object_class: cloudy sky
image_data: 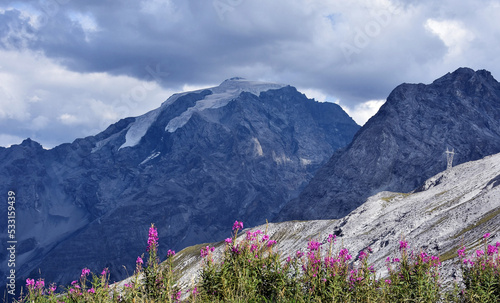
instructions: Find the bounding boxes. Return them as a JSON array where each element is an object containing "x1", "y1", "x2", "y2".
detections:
[{"x1": 0, "y1": 0, "x2": 499, "y2": 148}]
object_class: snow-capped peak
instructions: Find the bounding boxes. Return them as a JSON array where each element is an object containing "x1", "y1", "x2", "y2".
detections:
[
  {"x1": 165, "y1": 78, "x2": 286, "y2": 133},
  {"x1": 118, "y1": 78, "x2": 286, "y2": 149}
]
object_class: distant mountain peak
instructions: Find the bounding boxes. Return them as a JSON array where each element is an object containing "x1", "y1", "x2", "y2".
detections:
[
  {"x1": 433, "y1": 67, "x2": 497, "y2": 86},
  {"x1": 118, "y1": 78, "x2": 288, "y2": 149},
  {"x1": 278, "y1": 68, "x2": 500, "y2": 221}
]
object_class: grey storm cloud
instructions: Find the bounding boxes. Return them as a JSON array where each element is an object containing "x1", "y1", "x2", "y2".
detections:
[{"x1": 0, "y1": 0, "x2": 500, "y2": 147}]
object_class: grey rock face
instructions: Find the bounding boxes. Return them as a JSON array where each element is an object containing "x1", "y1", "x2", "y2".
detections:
[
  {"x1": 278, "y1": 67, "x2": 500, "y2": 221},
  {"x1": 173, "y1": 151, "x2": 500, "y2": 293},
  {"x1": 0, "y1": 78, "x2": 359, "y2": 288}
]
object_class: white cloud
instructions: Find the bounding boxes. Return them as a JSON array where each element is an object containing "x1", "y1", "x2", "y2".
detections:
[
  {"x1": 1, "y1": 0, "x2": 500, "y2": 146},
  {"x1": 0, "y1": 133, "x2": 24, "y2": 147},
  {"x1": 425, "y1": 19, "x2": 475, "y2": 58},
  {"x1": 298, "y1": 88, "x2": 328, "y2": 102},
  {"x1": 31, "y1": 115, "x2": 50, "y2": 129},
  {"x1": 340, "y1": 99, "x2": 385, "y2": 125},
  {"x1": 0, "y1": 49, "x2": 176, "y2": 147},
  {"x1": 58, "y1": 113, "x2": 79, "y2": 125}
]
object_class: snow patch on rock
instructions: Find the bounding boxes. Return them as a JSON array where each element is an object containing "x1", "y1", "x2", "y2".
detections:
[
  {"x1": 119, "y1": 107, "x2": 162, "y2": 149},
  {"x1": 165, "y1": 78, "x2": 286, "y2": 133}
]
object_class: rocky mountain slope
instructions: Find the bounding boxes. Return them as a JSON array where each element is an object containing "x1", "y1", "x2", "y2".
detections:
[
  {"x1": 278, "y1": 67, "x2": 500, "y2": 221},
  {"x1": 173, "y1": 151, "x2": 500, "y2": 291},
  {"x1": 0, "y1": 78, "x2": 359, "y2": 288}
]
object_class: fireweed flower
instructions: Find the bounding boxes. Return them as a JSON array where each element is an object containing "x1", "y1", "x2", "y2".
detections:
[
  {"x1": 35, "y1": 280, "x2": 45, "y2": 289},
  {"x1": 101, "y1": 268, "x2": 109, "y2": 276},
  {"x1": 225, "y1": 238, "x2": 232, "y2": 244},
  {"x1": 167, "y1": 249, "x2": 176, "y2": 257},
  {"x1": 261, "y1": 235, "x2": 269, "y2": 242},
  {"x1": 201, "y1": 246, "x2": 215, "y2": 258},
  {"x1": 359, "y1": 250, "x2": 368, "y2": 260},
  {"x1": 71, "y1": 280, "x2": 78, "y2": 285},
  {"x1": 476, "y1": 249, "x2": 485, "y2": 257},
  {"x1": 26, "y1": 278, "x2": 35, "y2": 288},
  {"x1": 487, "y1": 244, "x2": 498, "y2": 256},
  {"x1": 385, "y1": 279, "x2": 392, "y2": 284},
  {"x1": 307, "y1": 240, "x2": 322, "y2": 251},
  {"x1": 232, "y1": 244, "x2": 241, "y2": 254},
  {"x1": 250, "y1": 244, "x2": 258, "y2": 252},
  {"x1": 484, "y1": 233, "x2": 491, "y2": 239},
  {"x1": 147, "y1": 224, "x2": 159, "y2": 252},
  {"x1": 296, "y1": 251, "x2": 304, "y2": 258},
  {"x1": 399, "y1": 240, "x2": 409, "y2": 251},
  {"x1": 458, "y1": 247, "x2": 466, "y2": 258},
  {"x1": 81, "y1": 268, "x2": 90, "y2": 277},
  {"x1": 136, "y1": 256, "x2": 144, "y2": 264},
  {"x1": 267, "y1": 240, "x2": 277, "y2": 247},
  {"x1": 339, "y1": 248, "x2": 351, "y2": 260},
  {"x1": 88, "y1": 288, "x2": 95, "y2": 294},
  {"x1": 327, "y1": 234, "x2": 336, "y2": 244},
  {"x1": 232, "y1": 220, "x2": 243, "y2": 231}
]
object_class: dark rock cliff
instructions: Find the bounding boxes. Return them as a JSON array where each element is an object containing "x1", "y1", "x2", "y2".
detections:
[{"x1": 278, "y1": 68, "x2": 500, "y2": 221}]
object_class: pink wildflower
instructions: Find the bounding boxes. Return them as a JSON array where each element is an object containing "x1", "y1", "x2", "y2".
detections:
[
  {"x1": 232, "y1": 220, "x2": 243, "y2": 231},
  {"x1": 225, "y1": 238, "x2": 232, "y2": 244},
  {"x1": 399, "y1": 240, "x2": 408, "y2": 251},
  {"x1": 484, "y1": 233, "x2": 491, "y2": 239},
  {"x1": 359, "y1": 250, "x2": 368, "y2": 260},
  {"x1": 147, "y1": 224, "x2": 159, "y2": 252},
  {"x1": 327, "y1": 234, "x2": 336, "y2": 244},
  {"x1": 250, "y1": 244, "x2": 258, "y2": 252},
  {"x1": 81, "y1": 268, "x2": 90, "y2": 277},
  {"x1": 35, "y1": 280, "x2": 45, "y2": 289},
  {"x1": 88, "y1": 288, "x2": 95, "y2": 294},
  {"x1": 267, "y1": 240, "x2": 277, "y2": 247},
  {"x1": 167, "y1": 249, "x2": 176, "y2": 257},
  {"x1": 457, "y1": 247, "x2": 466, "y2": 258},
  {"x1": 26, "y1": 278, "x2": 35, "y2": 288},
  {"x1": 200, "y1": 246, "x2": 214, "y2": 258},
  {"x1": 307, "y1": 240, "x2": 322, "y2": 251},
  {"x1": 232, "y1": 244, "x2": 241, "y2": 254},
  {"x1": 487, "y1": 245, "x2": 498, "y2": 256},
  {"x1": 137, "y1": 256, "x2": 144, "y2": 264}
]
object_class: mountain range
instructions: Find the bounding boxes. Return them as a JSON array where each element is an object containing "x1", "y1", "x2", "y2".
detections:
[
  {"x1": 278, "y1": 67, "x2": 500, "y2": 221},
  {"x1": 2, "y1": 67, "x2": 500, "y2": 293},
  {"x1": 0, "y1": 77, "x2": 359, "y2": 288}
]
